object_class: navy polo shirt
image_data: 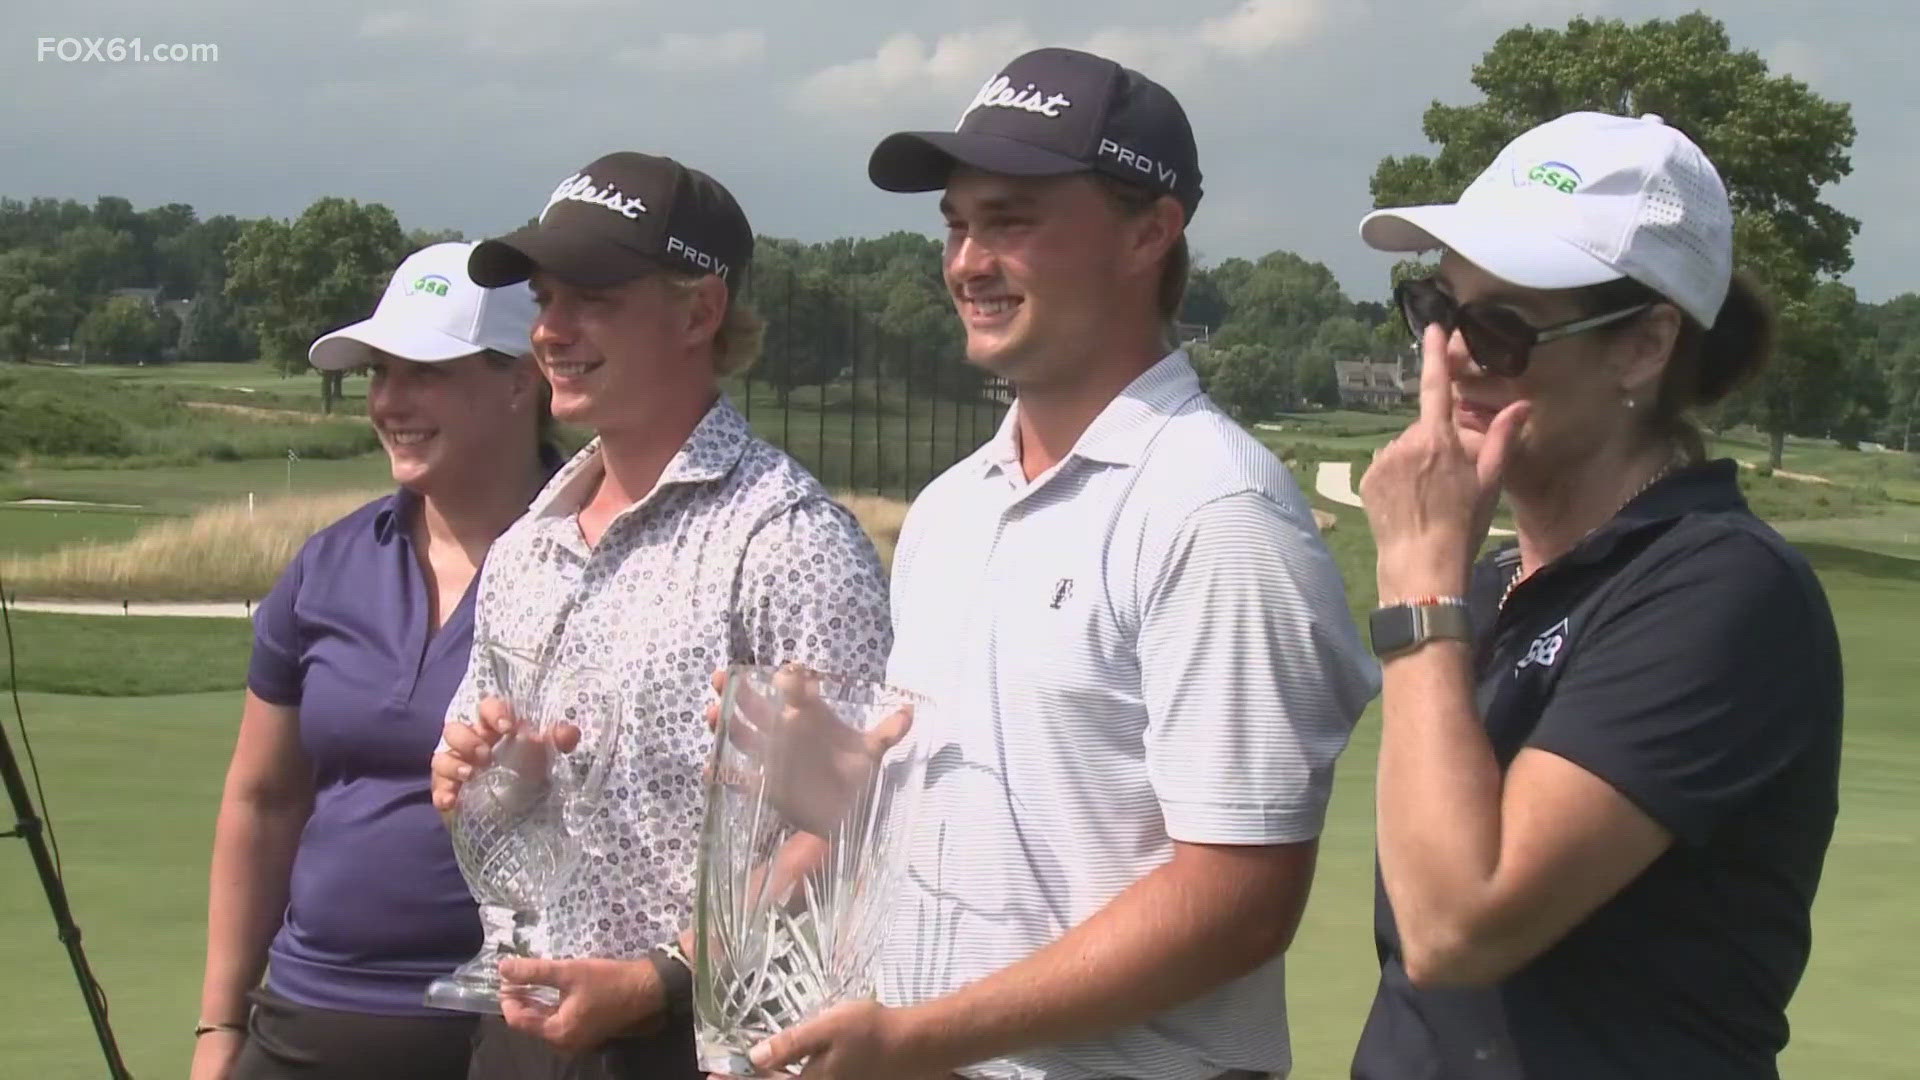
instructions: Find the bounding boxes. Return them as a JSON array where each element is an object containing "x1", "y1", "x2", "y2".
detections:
[
  {"x1": 1353, "y1": 460, "x2": 1844, "y2": 1079},
  {"x1": 248, "y1": 484, "x2": 527, "y2": 1016}
]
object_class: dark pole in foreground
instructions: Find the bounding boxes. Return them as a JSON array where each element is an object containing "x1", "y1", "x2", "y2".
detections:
[{"x1": 0, "y1": 586, "x2": 133, "y2": 1079}]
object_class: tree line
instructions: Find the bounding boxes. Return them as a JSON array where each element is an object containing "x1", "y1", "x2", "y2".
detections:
[{"x1": 0, "y1": 13, "x2": 1914, "y2": 459}]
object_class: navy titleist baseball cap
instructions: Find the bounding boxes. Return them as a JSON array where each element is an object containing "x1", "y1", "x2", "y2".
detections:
[
  {"x1": 470, "y1": 152, "x2": 753, "y2": 295},
  {"x1": 868, "y1": 47, "x2": 1204, "y2": 222}
]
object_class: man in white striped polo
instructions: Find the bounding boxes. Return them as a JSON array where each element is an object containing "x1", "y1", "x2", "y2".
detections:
[{"x1": 738, "y1": 47, "x2": 1380, "y2": 1080}]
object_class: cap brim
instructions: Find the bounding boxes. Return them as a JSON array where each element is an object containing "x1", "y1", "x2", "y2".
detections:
[
  {"x1": 869, "y1": 131, "x2": 1089, "y2": 193},
  {"x1": 307, "y1": 317, "x2": 489, "y2": 371},
  {"x1": 469, "y1": 226, "x2": 656, "y2": 290},
  {"x1": 1359, "y1": 204, "x2": 1622, "y2": 291}
]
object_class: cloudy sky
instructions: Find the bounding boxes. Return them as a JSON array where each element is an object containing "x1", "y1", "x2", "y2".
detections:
[{"x1": 4, "y1": 0, "x2": 1913, "y2": 302}]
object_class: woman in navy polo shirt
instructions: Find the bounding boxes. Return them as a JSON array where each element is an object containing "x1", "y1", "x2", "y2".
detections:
[
  {"x1": 192, "y1": 242, "x2": 562, "y2": 1080},
  {"x1": 1350, "y1": 113, "x2": 1843, "y2": 1077}
]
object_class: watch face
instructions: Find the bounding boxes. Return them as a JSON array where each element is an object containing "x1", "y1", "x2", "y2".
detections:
[{"x1": 1369, "y1": 606, "x2": 1416, "y2": 657}]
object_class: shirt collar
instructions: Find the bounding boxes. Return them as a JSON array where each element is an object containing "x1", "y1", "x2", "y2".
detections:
[
  {"x1": 1496, "y1": 458, "x2": 1748, "y2": 572},
  {"x1": 533, "y1": 395, "x2": 753, "y2": 517},
  {"x1": 976, "y1": 350, "x2": 1204, "y2": 479},
  {"x1": 371, "y1": 488, "x2": 415, "y2": 544}
]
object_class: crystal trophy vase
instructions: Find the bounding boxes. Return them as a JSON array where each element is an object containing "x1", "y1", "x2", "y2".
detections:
[
  {"x1": 693, "y1": 664, "x2": 931, "y2": 1076},
  {"x1": 424, "y1": 641, "x2": 622, "y2": 1014}
]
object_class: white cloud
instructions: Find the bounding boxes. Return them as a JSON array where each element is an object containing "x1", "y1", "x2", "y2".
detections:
[
  {"x1": 1767, "y1": 39, "x2": 1824, "y2": 85},
  {"x1": 359, "y1": 10, "x2": 422, "y2": 38},
  {"x1": 1464, "y1": 0, "x2": 1608, "y2": 17},
  {"x1": 792, "y1": 24, "x2": 1039, "y2": 119},
  {"x1": 1195, "y1": 0, "x2": 1329, "y2": 58},
  {"x1": 791, "y1": 1, "x2": 1334, "y2": 118},
  {"x1": 617, "y1": 29, "x2": 767, "y2": 73},
  {"x1": 353, "y1": 0, "x2": 630, "y2": 59}
]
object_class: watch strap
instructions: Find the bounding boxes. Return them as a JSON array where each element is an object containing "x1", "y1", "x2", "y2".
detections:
[
  {"x1": 1369, "y1": 597, "x2": 1472, "y2": 658},
  {"x1": 646, "y1": 941, "x2": 695, "y2": 1020}
]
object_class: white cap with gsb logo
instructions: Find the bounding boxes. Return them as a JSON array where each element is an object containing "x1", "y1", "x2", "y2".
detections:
[
  {"x1": 1359, "y1": 111, "x2": 1735, "y2": 328},
  {"x1": 309, "y1": 241, "x2": 538, "y2": 371}
]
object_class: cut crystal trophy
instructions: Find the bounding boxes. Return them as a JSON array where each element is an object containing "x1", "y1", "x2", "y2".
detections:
[
  {"x1": 424, "y1": 640, "x2": 622, "y2": 1014},
  {"x1": 693, "y1": 664, "x2": 931, "y2": 1076}
]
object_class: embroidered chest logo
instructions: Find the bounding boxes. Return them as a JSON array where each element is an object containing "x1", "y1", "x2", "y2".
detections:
[
  {"x1": 1049, "y1": 578, "x2": 1074, "y2": 609},
  {"x1": 1516, "y1": 617, "x2": 1570, "y2": 671}
]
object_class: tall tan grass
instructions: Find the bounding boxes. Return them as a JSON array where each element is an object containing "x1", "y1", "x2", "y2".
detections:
[
  {"x1": 836, "y1": 493, "x2": 909, "y2": 571},
  {"x1": 3, "y1": 490, "x2": 915, "y2": 602},
  {"x1": 2, "y1": 492, "x2": 382, "y2": 600}
]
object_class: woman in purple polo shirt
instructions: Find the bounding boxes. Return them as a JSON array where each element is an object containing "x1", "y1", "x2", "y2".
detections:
[{"x1": 191, "y1": 242, "x2": 562, "y2": 1080}]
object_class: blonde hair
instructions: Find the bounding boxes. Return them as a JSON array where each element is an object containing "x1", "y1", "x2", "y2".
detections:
[{"x1": 665, "y1": 271, "x2": 767, "y2": 377}]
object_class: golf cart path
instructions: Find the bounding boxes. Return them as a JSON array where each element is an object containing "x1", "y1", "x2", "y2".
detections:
[
  {"x1": 4, "y1": 498, "x2": 147, "y2": 510},
  {"x1": 8, "y1": 599, "x2": 254, "y2": 619},
  {"x1": 1315, "y1": 461, "x2": 1517, "y2": 538},
  {"x1": 1737, "y1": 460, "x2": 1831, "y2": 485}
]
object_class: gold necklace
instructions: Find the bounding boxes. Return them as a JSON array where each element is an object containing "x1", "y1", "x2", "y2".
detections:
[{"x1": 1498, "y1": 453, "x2": 1686, "y2": 611}]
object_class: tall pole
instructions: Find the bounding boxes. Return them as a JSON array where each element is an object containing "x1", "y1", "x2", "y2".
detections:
[{"x1": 0, "y1": 584, "x2": 133, "y2": 1079}]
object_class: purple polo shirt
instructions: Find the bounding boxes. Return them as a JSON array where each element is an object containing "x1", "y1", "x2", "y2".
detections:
[{"x1": 247, "y1": 487, "x2": 497, "y2": 1016}]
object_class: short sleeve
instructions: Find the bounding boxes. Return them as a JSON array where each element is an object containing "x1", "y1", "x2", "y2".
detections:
[
  {"x1": 1139, "y1": 491, "x2": 1381, "y2": 845},
  {"x1": 1527, "y1": 531, "x2": 1835, "y2": 848},
  {"x1": 735, "y1": 498, "x2": 893, "y2": 685},
  {"x1": 246, "y1": 549, "x2": 307, "y2": 706}
]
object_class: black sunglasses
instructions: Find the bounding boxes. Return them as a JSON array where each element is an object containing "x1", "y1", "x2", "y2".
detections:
[{"x1": 1394, "y1": 277, "x2": 1652, "y2": 378}]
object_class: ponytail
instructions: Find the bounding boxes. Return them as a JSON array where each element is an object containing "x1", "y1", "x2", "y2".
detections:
[{"x1": 1688, "y1": 273, "x2": 1774, "y2": 406}]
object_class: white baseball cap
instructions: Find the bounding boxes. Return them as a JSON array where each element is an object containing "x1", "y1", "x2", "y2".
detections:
[
  {"x1": 308, "y1": 241, "x2": 538, "y2": 371},
  {"x1": 1359, "y1": 111, "x2": 1735, "y2": 328}
]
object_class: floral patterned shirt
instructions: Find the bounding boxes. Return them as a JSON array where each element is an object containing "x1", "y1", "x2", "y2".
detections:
[{"x1": 444, "y1": 397, "x2": 892, "y2": 960}]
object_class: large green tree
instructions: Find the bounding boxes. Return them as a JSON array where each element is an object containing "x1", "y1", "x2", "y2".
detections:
[
  {"x1": 225, "y1": 197, "x2": 407, "y2": 411},
  {"x1": 157, "y1": 214, "x2": 246, "y2": 297},
  {"x1": 1190, "y1": 342, "x2": 1289, "y2": 423},
  {"x1": 0, "y1": 248, "x2": 76, "y2": 360},
  {"x1": 1370, "y1": 13, "x2": 1859, "y2": 465},
  {"x1": 177, "y1": 293, "x2": 255, "y2": 364},
  {"x1": 1866, "y1": 294, "x2": 1920, "y2": 450},
  {"x1": 74, "y1": 295, "x2": 170, "y2": 364}
]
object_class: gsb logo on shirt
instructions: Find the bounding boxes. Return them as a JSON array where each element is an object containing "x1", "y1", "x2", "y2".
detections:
[{"x1": 1516, "y1": 618, "x2": 1570, "y2": 671}]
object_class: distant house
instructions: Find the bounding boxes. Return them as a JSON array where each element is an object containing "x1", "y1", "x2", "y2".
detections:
[
  {"x1": 1173, "y1": 321, "x2": 1210, "y2": 346},
  {"x1": 108, "y1": 289, "x2": 191, "y2": 325},
  {"x1": 1333, "y1": 358, "x2": 1413, "y2": 410},
  {"x1": 109, "y1": 286, "x2": 162, "y2": 308}
]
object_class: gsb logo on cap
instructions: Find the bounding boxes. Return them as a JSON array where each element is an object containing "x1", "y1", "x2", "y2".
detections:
[
  {"x1": 408, "y1": 274, "x2": 451, "y2": 297},
  {"x1": 1524, "y1": 161, "x2": 1583, "y2": 194}
]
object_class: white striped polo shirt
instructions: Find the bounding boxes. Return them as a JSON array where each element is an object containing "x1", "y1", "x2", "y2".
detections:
[{"x1": 880, "y1": 351, "x2": 1381, "y2": 1080}]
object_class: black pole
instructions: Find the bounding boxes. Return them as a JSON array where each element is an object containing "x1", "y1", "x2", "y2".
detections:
[
  {"x1": 902, "y1": 341, "x2": 914, "y2": 502},
  {"x1": 0, "y1": 586, "x2": 133, "y2": 1080},
  {"x1": 739, "y1": 270, "x2": 752, "y2": 423},
  {"x1": 927, "y1": 356, "x2": 938, "y2": 479},
  {"x1": 847, "y1": 300, "x2": 858, "y2": 492},
  {"x1": 817, "y1": 294, "x2": 827, "y2": 485},
  {"x1": 782, "y1": 268, "x2": 793, "y2": 454}
]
